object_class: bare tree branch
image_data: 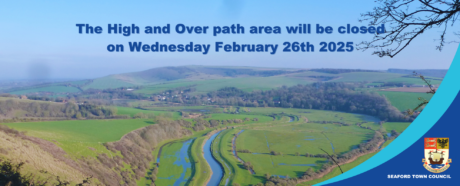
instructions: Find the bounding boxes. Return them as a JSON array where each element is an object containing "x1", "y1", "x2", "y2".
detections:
[{"x1": 359, "y1": 0, "x2": 460, "y2": 58}]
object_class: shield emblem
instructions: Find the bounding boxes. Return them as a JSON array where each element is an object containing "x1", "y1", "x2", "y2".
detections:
[{"x1": 423, "y1": 138, "x2": 452, "y2": 173}]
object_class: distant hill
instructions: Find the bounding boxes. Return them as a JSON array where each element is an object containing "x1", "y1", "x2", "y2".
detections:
[
  {"x1": 1, "y1": 66, "x2": 446, "y2": 95},
  {"x1": 387, "y1": 68, "x2": 448, "y2": 78}
]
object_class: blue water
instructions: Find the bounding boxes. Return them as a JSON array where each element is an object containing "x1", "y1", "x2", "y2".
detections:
[
  {"x1": 273, "y1": 175, "x2": 289, "y2": 178},
  {"x1": 330, "y1": 143, "x2": 335, "y2": 153},
  {"x1": 171, "y1": 139, "x2": 194, "y2": 186},
  {"x1": 264, "y1": 132, "x2": 271, "y2": 151},
  {"x1": 278, "y1": 163, "x2": 316, "y2": 166},
  {"x1": 429, "y1": 164, "x2": 445, "y2": 169},
  {"x1": 158, "y1": 175, "x2": 175, "y2": 180},
  {"x1": 204, "y1": 131, "x2": 224, "y2": 186},
  {"x1": 222, "y1": 161, "x2": 232, "y2": 186},
  {"x1": 296, "y1": 145, "x2": 301, "y2": 148},
  {"x1": 387, "y1": 133, "x2": 392, "y2": 137},
  {"x1": 291, "y1": 164, "x2": 316, "y2": 166},
  {"x1": 322, "y1": 134, "x2": 335, "y2": 153}
]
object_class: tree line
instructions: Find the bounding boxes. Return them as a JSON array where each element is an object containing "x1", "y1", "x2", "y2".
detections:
[
  {"x1": 200, "y1": 83, "x2": 408, "y2": 122},
  {"x1": 0, "y1": 98, "x2": 119, "y2": 122}
]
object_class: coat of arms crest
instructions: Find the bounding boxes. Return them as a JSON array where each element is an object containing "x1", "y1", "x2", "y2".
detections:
[{"x1": 423, "y1": 138, "x2": 452, "y2": 173}]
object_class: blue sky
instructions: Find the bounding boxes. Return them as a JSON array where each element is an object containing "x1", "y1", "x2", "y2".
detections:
[{"x1": 0, "y1": 0, "x2": 457, "y2": 79}]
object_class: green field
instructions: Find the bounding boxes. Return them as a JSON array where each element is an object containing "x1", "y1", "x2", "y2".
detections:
[
  {"x1": 194, "y1": 107, "x2": 382, "y2": 186},
  {"x1": 234, "y1": 123, "x2": 373, "y2": 180},
  {"x1": 378, "y1": 91, "x2": 434, "y2": 111},
  {"x1": 5, "y1": 119, "x2": 152, "y2": 158},
  {"x1": 247, "y1": 107, "x2": 381, "y2": 124},
  {"x1": 9, "y1": 85, "x2": 81, "y2": 95}
]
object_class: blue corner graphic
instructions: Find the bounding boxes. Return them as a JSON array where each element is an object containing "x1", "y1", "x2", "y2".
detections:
[{"x1": 316, "y1": 44, "x2": 460, "y2": 186}]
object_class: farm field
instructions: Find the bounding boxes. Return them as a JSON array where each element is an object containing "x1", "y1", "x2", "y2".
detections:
[
  {"x1": 383, "y1": 76, "x2": 443, "y2": 85},
  {"x1": 330, "y1": 72, "x2": 404, "y2": 82},
  {"x1": 5, "y1": 119, "x2": 152, "y2": 158},
  {"x1": 377, "y1": 91, "x2": 434, "y2": 111}
]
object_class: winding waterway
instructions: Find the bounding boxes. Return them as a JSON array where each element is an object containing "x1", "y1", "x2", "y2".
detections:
[{"x1": 203, "y1": 131, "x2": 224, "y2": 186}]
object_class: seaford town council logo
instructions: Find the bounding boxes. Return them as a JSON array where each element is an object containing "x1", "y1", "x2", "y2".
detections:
[{"x1": 423, "y1": 138, "x2": 452, "y2": 173}]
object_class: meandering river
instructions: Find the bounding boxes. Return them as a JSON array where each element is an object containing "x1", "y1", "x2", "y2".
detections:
[{"x1": 203, "y1": 131, "x2": 224, "y2": 186}]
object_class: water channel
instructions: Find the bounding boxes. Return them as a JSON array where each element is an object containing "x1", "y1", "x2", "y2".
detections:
[{"x1": 203, "y1": 131, "x2": 224, "y2": 186}]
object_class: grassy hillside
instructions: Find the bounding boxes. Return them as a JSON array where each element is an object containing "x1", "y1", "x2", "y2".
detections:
[
  {"x1": 0, "y1": 129, "x2": 89, "y2": 184},
  {"x1": 136, "y1": 76, "x2": 310, "y2": 95},
  {"x1": 82, "y1": 66, "x2": 304, "y2": 90}
]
